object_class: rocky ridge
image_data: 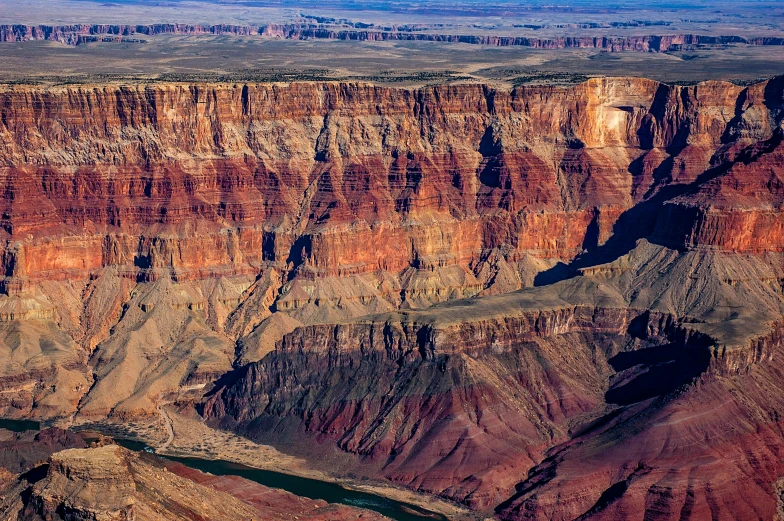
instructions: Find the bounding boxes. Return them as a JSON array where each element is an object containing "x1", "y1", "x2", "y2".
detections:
[{"x1": 204, "y1": 248, "x2": 784, "y2": 509}]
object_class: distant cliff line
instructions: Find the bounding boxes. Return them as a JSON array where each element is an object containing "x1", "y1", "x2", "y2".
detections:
[{"x1": 2, "y1": 23, "x2": 784, "y2": 52}]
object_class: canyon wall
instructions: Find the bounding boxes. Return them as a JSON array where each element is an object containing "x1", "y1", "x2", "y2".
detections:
[
  {"x1": 0, "y1": 442, "x2": 389, "y2": 521},
  {"x1": 0, "y1": 78, "x2": 782, "y2": 295},
  {"x1": 495, "y1": 320, "x2": 784, "y2": 521},
  {"x1": 204, "y1": 250, "x2": 784, "y2": 516},
  {"x1": 0, "y1": 77, "x2": 781, "y2": 421},
  {"x1": 205, "y1": 303, "x2": 712, "y2": 508},
  {"x1": 1, "y1": 23, "x2": 784, "y2": 51}
]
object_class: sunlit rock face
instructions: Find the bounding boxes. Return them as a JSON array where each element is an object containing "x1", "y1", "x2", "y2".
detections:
[
  {"x1": 0, "y1": 444, "x2": 389, "y2": 521},
  {"x1": 1, "y1": 78, "x2": 781, "y2": 285}
]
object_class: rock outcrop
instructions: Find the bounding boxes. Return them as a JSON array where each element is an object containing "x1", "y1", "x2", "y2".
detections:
[
  {"x1": 204, "y1": 242, "x2": 784, "y2": 514},
  {"x1": 0, "y1": 78, "x2": 782, "y2": 284},
  {"x1": 0, "y1": 444, "x2": 389, "y2": 521},
  {"x1": 0, "y1": 427, "x2": 86, "y2": 473},
  {"x1": 204, "y1": 302, "x2": 711, "y2": 508},
  {"x1": 495, "y1": 321, "x2": 784, "y2": 521},
  {"x1": 0, "y1": 77, "x2": 779, "y2": 424}
]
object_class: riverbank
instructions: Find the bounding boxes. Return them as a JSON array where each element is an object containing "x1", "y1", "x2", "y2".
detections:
[
  {"x1": 0, "y1": 415, "x2": 465, "y2": 521},
  {"x1": 0, "y1": 410, "x2": 479, "y2": 520},
  {"x1": 154, "y1": 408, "x2": 479, "y2": 521}
]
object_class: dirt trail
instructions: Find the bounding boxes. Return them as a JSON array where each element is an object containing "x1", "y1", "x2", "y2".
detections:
[{"x1": 157, "y1": 403, "x2": 175, "y2": 452}]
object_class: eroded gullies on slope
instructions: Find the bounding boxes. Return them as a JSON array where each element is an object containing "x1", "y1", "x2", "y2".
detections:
[{"x1": 0, "y1": 76, "x2": 782, "y2": 519}]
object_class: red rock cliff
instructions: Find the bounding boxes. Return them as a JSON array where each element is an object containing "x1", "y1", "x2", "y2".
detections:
[{"x1": 0, "y1": 78, "x2": 782, "y2": 297}]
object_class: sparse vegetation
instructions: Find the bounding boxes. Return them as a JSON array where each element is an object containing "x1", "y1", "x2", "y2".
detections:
[
  {"x1": 0, "y1": 68, "x2": 475, "y2": 87},
  {"x1": 511, "y1": 71, "x2": 590, "y2": 86},
  {"x1": 729, "y1": 76, "x2": 775, "y2": 86},
  {"x1": 350, "y1": 70, "x2": 472, "y2": 83}
]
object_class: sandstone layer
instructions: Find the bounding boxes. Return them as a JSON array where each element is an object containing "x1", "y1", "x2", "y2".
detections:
[{"x1": 204, "y1": 242, "x2": 784, "y2": 511}]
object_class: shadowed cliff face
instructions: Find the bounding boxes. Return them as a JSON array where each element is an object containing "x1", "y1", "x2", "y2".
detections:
[
  {"x1": 203, "y1": 306, "x2": 716, "y2": 508},
  {"x1": 0, "y1": 77, "x2": 783, "y2": 520},
  {"x1": 494, "y1": 322, "x2": 784, "y2": 521},
  {"x1": 204, "y1": 284, "x2": 784, "y2": 515}
]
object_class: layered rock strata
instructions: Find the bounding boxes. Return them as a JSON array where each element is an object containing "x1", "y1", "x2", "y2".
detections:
[
  {"x1": 495, "y1": 321, "x2": 784, "y2": 521},
  {"x1": 1, "y1": 23, "x2": 784, "y2": 51},
  {"x1": 0, "y1": 76, "x2": 781, "y2": 520},
  {"x1": 0, "y1": 76, "x2": 780, "y2": 417},
  {"x1": 205, "y1": 244, "x2": 784, "y2": 514},
  {"x1": 204, "y1": 302, "x2": 710, "y2": 508},
  {"x1": 1, "y1": 78, "x2": 782, "y2": 287}
]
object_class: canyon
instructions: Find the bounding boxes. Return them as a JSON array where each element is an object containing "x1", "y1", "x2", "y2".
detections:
[{"x1": 0, "y1": 75, "x2": 782, "y2": 519}]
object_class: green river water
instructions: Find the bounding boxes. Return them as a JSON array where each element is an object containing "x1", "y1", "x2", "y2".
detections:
[{"x1": 0, "y1": 419, "x2": 448, "y2": 521}]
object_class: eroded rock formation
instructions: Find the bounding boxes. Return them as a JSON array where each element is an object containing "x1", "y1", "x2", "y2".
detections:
[
  {"x1": 203, "y1": 303, "x2": 709, "y2": 508},
  {"x1": 1, "y1": 79, "x2": 782, "y2": 285},
  {"x1": 0, "y1": 76, "x2": 782, "y2": 520}
]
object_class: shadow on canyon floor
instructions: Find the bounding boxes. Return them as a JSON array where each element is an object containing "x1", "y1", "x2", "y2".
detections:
[
  {"x1": 604, "y1": 343, "x2": 711, "y2": 406},
  {"x1": 493, "y1": 316, "x2": 714, "y2": 516},
  {"x1": 534, "y1": 125, "x2": 784, "y2": 287}
]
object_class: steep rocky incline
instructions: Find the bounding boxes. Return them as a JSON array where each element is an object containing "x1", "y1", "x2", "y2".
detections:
[
  {"x1": 0, "y1": 427, "x2": 86, "y2": 473},
  {"x1": 203, "y1": 301, "x2": 706, "y2": 508},
  {"x1": 204, "y1": 245, "x2": 784, "y2": 514},
  {"x1": 0, "y1": 76, "x2": 779, "y2": 410},
  {"x1": 0, "y1": 77, "x2": 780, "y2": 424},
  {"x1": 2, "y1": 23, "x2": 784, "y2": 51},
  {"x1": 494, "y1": 321, "x2": 784, "y2": 521}
]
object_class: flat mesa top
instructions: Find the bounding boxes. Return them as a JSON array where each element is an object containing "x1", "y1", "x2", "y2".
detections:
[{"x1": 1, "y1": 0, "x2": 783, "y2": 87}]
